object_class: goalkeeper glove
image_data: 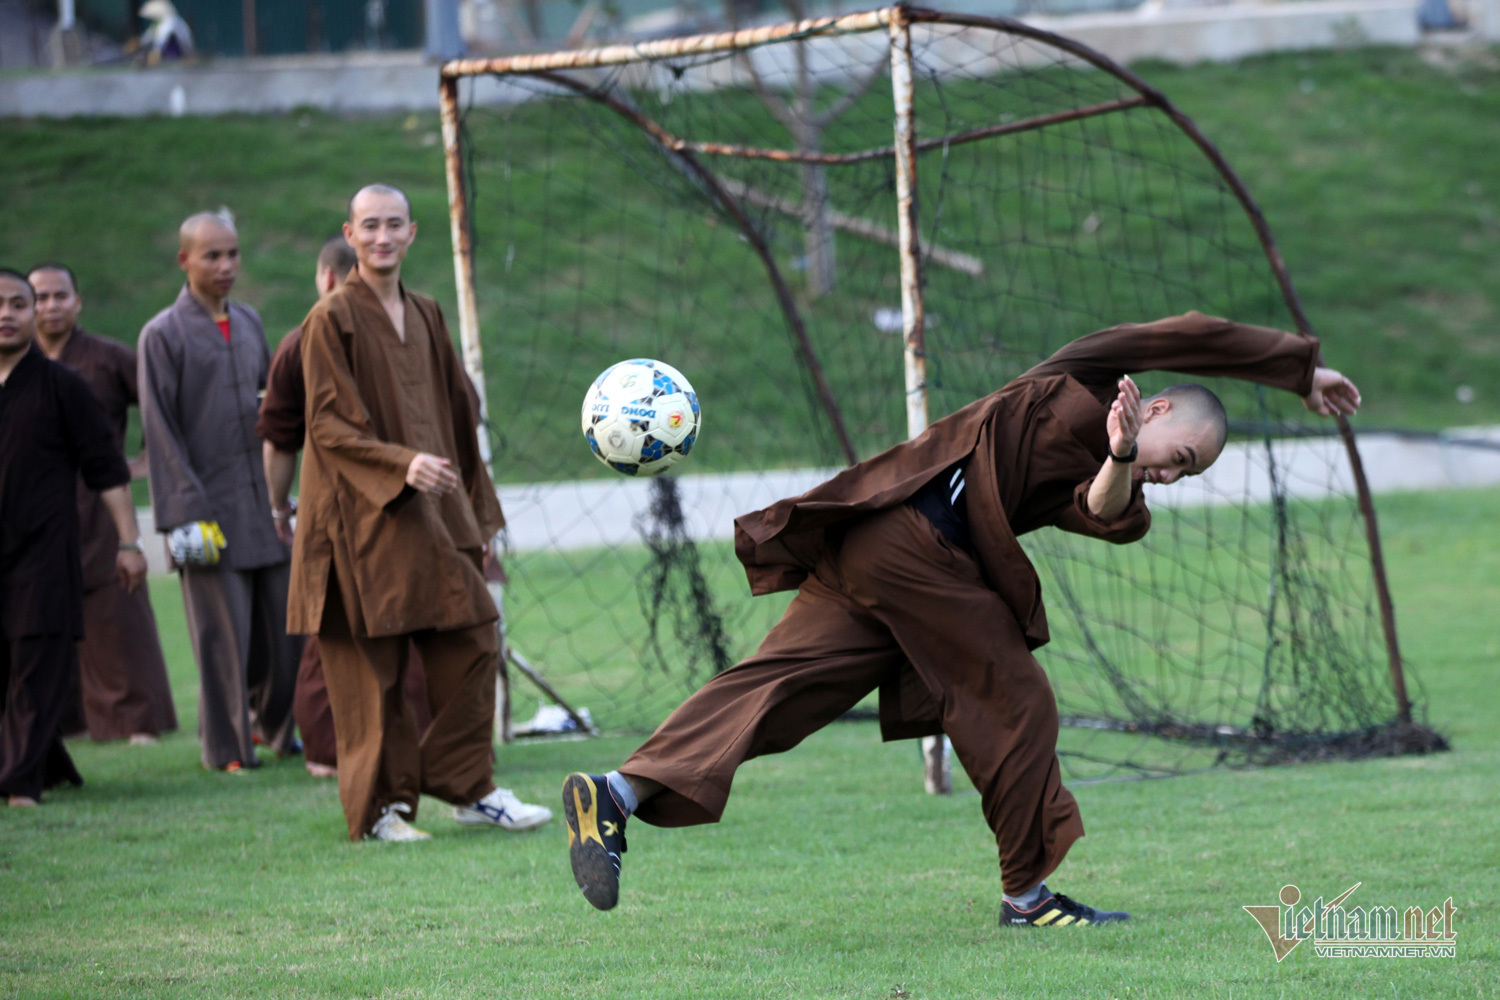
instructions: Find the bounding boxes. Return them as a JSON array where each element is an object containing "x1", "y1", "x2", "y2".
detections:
[{"x1": 168, "y1": 520, "x2": 227, "y2": 567}]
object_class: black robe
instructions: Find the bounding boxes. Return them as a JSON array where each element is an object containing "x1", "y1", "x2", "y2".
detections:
[{"x1": 0, "y1": 343, "x2": 130, "y2": 798}]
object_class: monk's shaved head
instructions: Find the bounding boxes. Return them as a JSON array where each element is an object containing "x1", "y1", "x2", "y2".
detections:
[
  {"x1": 179, "y1": 210, "x2": 238, "y2": 252},
  {"x1": 317, "y1": 234, "x2": 358, "y2": 276},
  {"x1": 0, "y1": 269, "x2": 35, "y2": 303},
  {"x1": 348, "y1": 184, "x2": 411, "y2": 224},
  {"x1": 177, "y1": 210, "x2": 241, "y2": 309},
  {"x1": 1147, "y1": 384, "x2": 1228, "y2": 455}
]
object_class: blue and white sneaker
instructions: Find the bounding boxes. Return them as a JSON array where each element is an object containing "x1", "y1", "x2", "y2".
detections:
[{"x1": 453, "y1": 787, "x2": 554, "y2": 831}]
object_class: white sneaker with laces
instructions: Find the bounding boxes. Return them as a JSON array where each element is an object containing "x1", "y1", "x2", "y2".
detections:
[
  {"x1": 453, "y1": 787, "x2": 554, "y2": 831},
  {"x1": 366, "y1": 802, "x2": 432, "y2": 842}
]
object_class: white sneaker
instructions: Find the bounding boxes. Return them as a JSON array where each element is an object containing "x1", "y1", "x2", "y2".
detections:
[
  {"x1": 453, "y1": 787, "x2": 554, "y2": 831},
  {"x1": 366, "y1": 802, "x2": 432, "y2": 842}
]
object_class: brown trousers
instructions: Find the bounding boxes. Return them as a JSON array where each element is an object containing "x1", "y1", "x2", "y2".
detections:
[
  {"x1": 75, "y1": 580, "x2": 178, "y2": 741},
  {"x1": 623, "y1": 505, "x2": 1084, "y2": 894},
  {"x1": 318, "y1": 575, "x2": 498, "y2": 840},
  {"x1": 293, "y1": 635, "x2": 432, "y2": 769},
  {"x1": 180, "y1": 562, "x2": 303, "y2": 770},
  {"x1": 0, "y1": 630, "x2": 84, "y2": 800}
]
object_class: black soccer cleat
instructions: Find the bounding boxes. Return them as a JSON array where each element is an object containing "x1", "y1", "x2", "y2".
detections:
[
  {"x1": 1001, "y1": 891, "x2": 1130, "y2": 927},
  {"x1": 562, "y1": 772, "x2": 628, "y2": 911}
]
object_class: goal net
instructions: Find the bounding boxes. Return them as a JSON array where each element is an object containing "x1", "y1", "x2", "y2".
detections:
[{"x1": 440, "y1": 6, "x2": 1441, "y2": 778}]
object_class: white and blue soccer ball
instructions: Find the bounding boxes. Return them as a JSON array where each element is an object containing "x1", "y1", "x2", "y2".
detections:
[{"x1": 581, "y1": 359, "x2": 700, "y2": 477}]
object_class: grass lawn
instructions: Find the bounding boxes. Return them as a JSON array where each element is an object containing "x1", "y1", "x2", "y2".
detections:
[{"x1": 0, "y1": 486, "x2": 1495, "y2": 998}]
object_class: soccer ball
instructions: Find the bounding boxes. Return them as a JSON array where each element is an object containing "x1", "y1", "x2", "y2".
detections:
[{"x1": 581, "y1": 359, "x2": 700, "y2": 477}]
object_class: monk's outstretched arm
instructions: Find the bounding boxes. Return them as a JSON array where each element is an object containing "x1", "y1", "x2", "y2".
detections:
[{"x1": 1023, "y1": 311, "x2": 1321, "y2": 397}]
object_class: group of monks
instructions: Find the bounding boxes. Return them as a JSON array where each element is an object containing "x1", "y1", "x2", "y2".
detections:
[
  {"x1": 0, "y1": 184, "x2": 550, "y2": 841},
  {"x1": 3, "y1": 177, "x2": 1367, "y2": 925}
]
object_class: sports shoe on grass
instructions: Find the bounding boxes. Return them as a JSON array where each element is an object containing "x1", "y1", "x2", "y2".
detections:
[
  {"x1": 562, "y1": 772, "x2": 628, "y2": 911},
  {"x1": 453, "y1": 787, "x2": 553, "y2": 831},
  {"x1": 367, "y1": 803, "x2": 431, "y2": 842},
  {"x1": 1001, "y1": 891, "x2": 1129, "y2": 927}
]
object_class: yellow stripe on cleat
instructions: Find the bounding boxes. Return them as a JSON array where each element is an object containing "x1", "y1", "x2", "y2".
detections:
[
  {"x1": 1055, "y1": 915, "x2": 1076, "y2": 926},
  {"x1": 1077, "y1": 917, "x2": 1091, "y2": 925},
  {"x1": 1033, "y1": 909, "x2": 1063, "y2": 926},
  {"x1": 567, "y1": 775, "x2": 603, "y2": 848}
]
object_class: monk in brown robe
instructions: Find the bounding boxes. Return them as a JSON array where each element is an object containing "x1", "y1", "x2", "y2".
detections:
[
  {"x1": 256, "y1": 234, "x2": 432, "y2": 779},
  {"x1": 290, "y1": 184, "x2": 550, "y2": 841},
  {"x1": 561, "y1": 311, "x2": 1362, "y2": 926},
  {"x1": 28, "y1": 264, "x2": 177, "y2": 745},
  {"x1": 138, "y1": 212, "x2": 302, "y2": 772},
  {"x1": 0, "y1": 270, "x2": 148, "y2": 807}
]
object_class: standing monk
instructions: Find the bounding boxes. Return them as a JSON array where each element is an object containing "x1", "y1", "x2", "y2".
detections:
[
  {"x1": 256, "y1": 234, "x2": 433, "y2": 780},
  {"x1": 290, "y1": 184, "x2": 551, "y2": 842},
  {"x1": 28, "y1": 263, "x2": 178, "y2": 745},
  {"x1": 561, "y1": 311, "x2": 1362, "y2": 925},
  {"x1": 138, "y1": 211, "x2": 302, "y2": 773},
  {"x1": 0, "y1": 270, "x2": 149, "y2": 806}
]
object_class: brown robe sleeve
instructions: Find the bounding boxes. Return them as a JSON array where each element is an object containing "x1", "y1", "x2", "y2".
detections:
[
  {"x1": 1022, "y1": 311, "x2": 1322, "y2": 400},
  {"x1": 302, "y1": 306, "x2": 420, "y2": 511},
  {"x1": 1051, "y1": 476, "x2": 1151, "y2": 544},
  {"x1": 256, "y1": 326, "x2": 306, "y2": 453}
]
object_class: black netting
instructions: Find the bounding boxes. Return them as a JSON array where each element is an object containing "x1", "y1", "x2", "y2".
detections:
[{"x1": 453, "y1": 10, "x2": 1440, "y2": 777}]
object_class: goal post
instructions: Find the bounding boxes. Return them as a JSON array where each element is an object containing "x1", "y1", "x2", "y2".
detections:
[{"x1": 438, "y1": 5, "x2": 1439, "y2": 775}]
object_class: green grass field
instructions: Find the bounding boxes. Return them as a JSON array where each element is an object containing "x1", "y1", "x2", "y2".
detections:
[
  {"x1": 2, "y1": 40, "x2": 1497, "y2": 998},
  {"x1": 1, "y1": 487, "x2": 1495, "y2": 998}
]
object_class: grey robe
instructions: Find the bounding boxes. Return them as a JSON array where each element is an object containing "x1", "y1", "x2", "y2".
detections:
[{"x1": 138, "y1": 287, "x2": 286, "y2": 570}]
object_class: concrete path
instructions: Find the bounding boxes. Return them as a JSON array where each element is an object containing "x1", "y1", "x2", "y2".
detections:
[{"x1": 133, "y1": 426, "x2": 1499, "y2": 572}]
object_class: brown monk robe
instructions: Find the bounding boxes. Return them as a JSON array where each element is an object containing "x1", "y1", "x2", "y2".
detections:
[
  {"x1": 289, "y1": 263, "x2": 507, "y2": 839},
  {"x1": 139, "y1": 213, "x2": 303, "y2": 771},
  {"x1": 619, "y1": 311, "x2": 1321, "y2": 895},
  {"x1": 256, "y1": 285, "x2": 432, "y2": 774},
  {"x1": 31, "y1": 265, "x2": 177, "y2": 742}
]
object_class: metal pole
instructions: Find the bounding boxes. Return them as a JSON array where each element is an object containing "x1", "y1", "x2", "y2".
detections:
[
  {"x1": 59, "y1": 0, "x2": 76, "y2": 30},
  {"x1": 889, "y1": 7, "x2": 949, "y2": 794},
  {"x1": 438, "y1": 75, "x2": 491, "y2": 428},
  {"x1": 243, "y1": 0, "x2": 258, "y2": 56},
  {"x1": 889, "y1": 7, "x2": 928, "y2": 444}
]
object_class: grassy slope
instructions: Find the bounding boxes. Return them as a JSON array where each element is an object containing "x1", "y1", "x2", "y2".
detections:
[
  {"x1": 1, "y1": 47, "x2": 1497, "y2": 474},
  {"x1": 0, "y1": 487, "x2": 1495, "y2": 999}
]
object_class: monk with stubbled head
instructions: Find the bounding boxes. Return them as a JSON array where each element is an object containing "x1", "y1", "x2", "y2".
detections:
[
  {"x1": 288, "y1": 184, "x2": 550, "y2": 841},
  {"x1": 138, "y1": 210, "x2": 302, "y2": 773}
]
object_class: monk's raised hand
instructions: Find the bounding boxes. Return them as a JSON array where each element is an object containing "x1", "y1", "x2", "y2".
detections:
[
  {"x1": 1107, "y1": 374, "x2": 1141, "y2": 455},
  {"x1": 407, "y1": 453, "x2": 462, "y2": 496},
  {"x1": 1303, "y1": 367, "x2": 1362, "y2": 418}
]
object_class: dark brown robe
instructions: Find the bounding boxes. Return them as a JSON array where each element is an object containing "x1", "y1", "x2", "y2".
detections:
[
  {"x1": 1, "y1": 344, "x2": 131, "y2": 799},
  {"x1": 138, "y1": 287, "x2": 301, "y2": 769},
  {"x1": 623, "y1": 312, "x2": 1321, "y2": 893},
  {"x1": 291, "y1": 269, "x2": 506, "y2": 838},
  {"x1": 55, "y1": 327, "x2": 177, "y2": 741},
  {"x1": 733, "y1": 311, "x2": 1320, "y2": 736},
  {"x1": 257, "y1": 323, "x2": 431, "y2": 770}
]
